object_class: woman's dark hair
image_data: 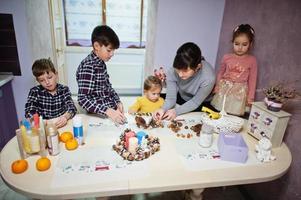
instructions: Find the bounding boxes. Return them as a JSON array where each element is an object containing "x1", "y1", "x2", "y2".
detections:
[
  {"x1": 91, "y1": 25, "x2": 120, "y2": 49},
  {"x1": 173, "y1": 42, "x2": 203, "y2": 70},
  {"x1": 232, "y1": 24, "x2": 255, "y2": 43}
]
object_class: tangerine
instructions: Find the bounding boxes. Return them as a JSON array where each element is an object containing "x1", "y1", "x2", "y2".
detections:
[
  {"x1": 60, "y1": 131, "x2": 73, "y2": 143},
  {"x1": 65, "y1": 138, "x2": 78, "y2": 150},
  {"x1": 36, "y1": 157, "x2": 51, "y2": 171},
  {"x1": 11, "y1": 159, "x2": 28, "y2": 174}
]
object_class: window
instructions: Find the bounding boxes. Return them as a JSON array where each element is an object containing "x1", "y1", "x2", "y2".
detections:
[{"x1": 63, "y1": 0, "x2": 148, "y2": 48}]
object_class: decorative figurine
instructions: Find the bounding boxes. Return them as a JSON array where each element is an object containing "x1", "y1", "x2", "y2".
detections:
[{"x1": 255, "y1": 137, "x2": 276, "y2": 162}]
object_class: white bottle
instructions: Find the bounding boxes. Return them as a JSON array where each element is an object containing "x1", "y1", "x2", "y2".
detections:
[
  {"x1": 199, "y1": 123, "x2": 214, "y2": 148},
  {"x1": 73, "y1": 115, "x2": 83, "y2": 145}
]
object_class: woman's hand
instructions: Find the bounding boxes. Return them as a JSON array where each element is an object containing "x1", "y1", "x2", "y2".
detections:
[{"x1": 162, "y1": 109, "x2": 177, "y2": 121}]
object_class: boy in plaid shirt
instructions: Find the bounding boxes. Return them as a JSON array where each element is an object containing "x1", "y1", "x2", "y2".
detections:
[
  {"x1": 25, "y1": 58, "x2": 77, "y2": 128},
  {"x1": 76, "y1": 25, "x2": 126, "y2": 124}
]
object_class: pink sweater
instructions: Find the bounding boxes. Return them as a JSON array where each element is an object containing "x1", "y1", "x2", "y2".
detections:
[{"x1": 216, "y1": 54, "x2": 258, "y2": 103}]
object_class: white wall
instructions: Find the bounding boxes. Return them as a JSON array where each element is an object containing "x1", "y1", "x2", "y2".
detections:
[{"x1": 153, "y1": 0, "x2": 225, "y2": 69}]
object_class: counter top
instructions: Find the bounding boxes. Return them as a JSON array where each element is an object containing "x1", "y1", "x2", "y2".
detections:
[
  {"x1": 0, "y1": 113, "x2": 292, "y2": 199},
  {"x1": 0, "y1": 74, "x2": 13, "y2": 87}
]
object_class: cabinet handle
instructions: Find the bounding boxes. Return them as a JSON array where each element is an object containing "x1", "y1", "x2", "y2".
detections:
[{"x1": 0, "y1": 89, "x2": 2, "y2": 98}]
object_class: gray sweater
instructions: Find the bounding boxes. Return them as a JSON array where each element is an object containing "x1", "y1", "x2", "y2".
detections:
[{"x1": 162, "y1": 60, "x2": 216, "y2": 116}]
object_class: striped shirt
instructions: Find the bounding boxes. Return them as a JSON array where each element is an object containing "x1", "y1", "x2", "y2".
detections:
[
  {"x1": 25, "y1": 84, "x2": 77, "y2": 119},
  {"x1": 76, "y1": 51, "x2": 120, "y2": 116}
]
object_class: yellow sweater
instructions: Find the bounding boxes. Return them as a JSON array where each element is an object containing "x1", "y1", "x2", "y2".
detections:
[{"x1": 129, "y1": 96, "x2": 164, "y2": 113}]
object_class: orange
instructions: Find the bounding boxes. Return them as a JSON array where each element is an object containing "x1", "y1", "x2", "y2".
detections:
[
  {"x1": 11, "y1": 159, "x2": 28, "y2": 174},
  {"x1": 65, "y1": 138, "x2": 78, "y2": 150},
  {"x1": 36, "y1": 157, "x2": 51, "y2": 171},
  {"x1": 60, "y1": 131, "x2": 74, "y2": 143}
]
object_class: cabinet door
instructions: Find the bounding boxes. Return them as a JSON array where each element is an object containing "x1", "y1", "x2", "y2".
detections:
[
  {"x1": 0, "y1": 81, "x2": 18, "y2": 149},
  {"x1": 0, "y1": 87, "x2": 6, "y2": 148},
  {"x1": 249, "y1": 106, "x2": 262, "y2": 122},
  {"x1": 260, "y1": 112, "x2": 278, "y2": 132},
  {"x1": 247, "y1": 119, "x2": 260, "y2": 138}
]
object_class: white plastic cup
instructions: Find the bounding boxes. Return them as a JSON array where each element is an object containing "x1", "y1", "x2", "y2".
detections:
[{"x1": 199, "y1": 123, "x2": 214, "y2": 148}]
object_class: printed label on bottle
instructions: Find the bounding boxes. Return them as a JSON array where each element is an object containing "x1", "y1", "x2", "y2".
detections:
[
  {"x1": 29, "y1": 135, "x2": 40, "y2": 153},
  {"x1": 47, "y1": 134, "x2": 60, "y2": 155},
  {"x1": 73, "y1": 126, "x2": 83, "y2": 145}
]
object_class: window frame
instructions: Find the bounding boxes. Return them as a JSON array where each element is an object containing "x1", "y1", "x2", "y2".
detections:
[{"x1": 62, "y1": 0, "x2": 147, "y2": 48}]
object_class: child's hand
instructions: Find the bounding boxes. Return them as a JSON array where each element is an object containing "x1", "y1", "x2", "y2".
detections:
[
  {"x1": 128, "y1": 109, "x2": 135, "y2": 115},
  {"x1": 154, "y1": 66, "x2": 166, "y2": 82},
  {"x1": 162, "y1": 109, "x2": 177, "y2": 121},
  {"x1": 213, "y1": 85, "x2": 219, "y2": 93},
  {"x1": 106, "y1": 108, "x2": 126, "y2": 124},
  {"x1": 54, "y1": 116, "x2": 68, "y2": 128},
  {"x1": 153, "y1": 109, "x2": 165, "y2": 121},
  {"x1": 117, "y1": 102, "x2": 124, "y2": 113},
  {"x1": 159, "y1": 67, "x2": 166, "y2": 81},
  {"x1": 247, "y1": 99, "x2": 253, "y2": 107}
]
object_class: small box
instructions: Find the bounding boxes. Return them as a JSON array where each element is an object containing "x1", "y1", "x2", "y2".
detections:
[
  {"x1": 247, "y1": 102, "x2": 291, "y2": 147},
  {"x1": 217, "y1": 132, "x2": 248, "y2": 163}
]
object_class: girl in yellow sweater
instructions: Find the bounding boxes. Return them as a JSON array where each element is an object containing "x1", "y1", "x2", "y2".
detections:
[{"x1": 129, "y1": 76, "x2": 164, "y2": 114}]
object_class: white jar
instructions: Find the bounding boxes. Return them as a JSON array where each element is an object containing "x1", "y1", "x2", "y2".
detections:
[{"x1": 199, "y1": 123, "x2": 214, "y2": 148}]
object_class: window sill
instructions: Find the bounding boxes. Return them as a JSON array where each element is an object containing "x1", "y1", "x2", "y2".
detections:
[{"x1": 65, "y1": 46, "x2": 145, "y2": 55}]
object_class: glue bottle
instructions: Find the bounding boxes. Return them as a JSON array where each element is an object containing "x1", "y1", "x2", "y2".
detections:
[{"x1": 73, "y1": 115, "x2": 83, "y2": 145}]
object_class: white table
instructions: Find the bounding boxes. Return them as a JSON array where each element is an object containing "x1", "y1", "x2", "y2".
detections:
[{"x1": 0, "y1": 113, "x2": 292, "y2": 199}]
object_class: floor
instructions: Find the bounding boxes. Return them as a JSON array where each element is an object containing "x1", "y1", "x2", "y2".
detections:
[{"x1": 109, "y1": 187, "x2": 246, "y2": 200}]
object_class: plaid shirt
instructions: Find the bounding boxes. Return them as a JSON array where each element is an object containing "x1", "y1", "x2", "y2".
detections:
[
  {"x1": 25, "y1": 84, "x2": 77, "y2": 120},
  {"x1": 76, "y1": 51, "x2": 120, "y2": 116}
]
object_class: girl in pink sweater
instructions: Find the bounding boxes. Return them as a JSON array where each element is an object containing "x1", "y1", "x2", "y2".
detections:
[{"x1": 211, "y1": 24, "x2": 258, "y2": 116}]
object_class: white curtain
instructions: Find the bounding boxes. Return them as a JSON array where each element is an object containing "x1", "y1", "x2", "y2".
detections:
[
  {"x1": 144, "y1": 0, "x2": 158, "y2": 77},
  {"x1": 64, "y1": 0, "x2": 147, "y2": 47}
]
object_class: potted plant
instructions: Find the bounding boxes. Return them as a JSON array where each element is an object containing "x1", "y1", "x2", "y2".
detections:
[{"x1": 263, "y1": 81, "x2": 299, "y2": 112}]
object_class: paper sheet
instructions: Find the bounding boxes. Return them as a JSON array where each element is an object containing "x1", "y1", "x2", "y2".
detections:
[
  {"x1": 51, "y1": 147, "x2": 150, "y2": 188},
  {"x1": 176, "y1": 136, "x2": 260, "y2": 171}
]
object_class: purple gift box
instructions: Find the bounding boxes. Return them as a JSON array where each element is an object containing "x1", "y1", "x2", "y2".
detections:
[{"x1": 217, "y1": 132, "x2": 249, "y2": 163}]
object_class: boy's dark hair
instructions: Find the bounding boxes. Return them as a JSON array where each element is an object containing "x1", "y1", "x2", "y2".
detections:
[
  {"x1": 91, "y1": 25, "x2": 120, "y2": 49},
  {"x1": 232, "y1": 24, "x2": 255, "y2": 43},
  {"x1": 32, "y1": 58, "x2": 56, "y2": 78},
  {"x1": 173, "y1": 42, "x2": 203, "y2": 70},
  {"x1": 144, "y1": 75, "x2": 162, "y2": 91}
]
